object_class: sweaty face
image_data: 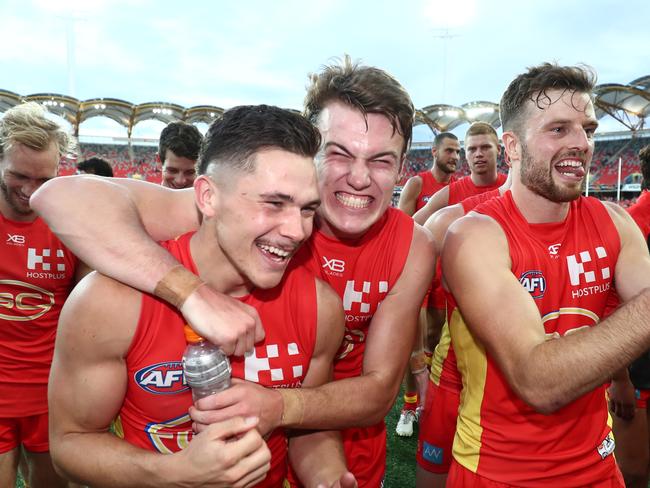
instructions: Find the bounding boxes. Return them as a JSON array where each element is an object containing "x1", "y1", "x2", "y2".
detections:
[
  {"x1": 161, "y1": 149, "x2": 197, "y2": 189},
  {"x1": 518, "y1": 90, "x2": 597, "y2": 202},
  {"x1": 434, "y1": 137, "x2": 461, "y2": 174},
  {"x1": 465, "y1": 134, "x2": 499, "y2": 176},
  {"x1": 0, "y1": 142, "x2": 59, "y2": 222},
  {"x1": 314, "y1": 101, "x2": 404, "y2": 240},
  {"x1": 210, "y1": 149, "x2": 320, "y2": 291}
]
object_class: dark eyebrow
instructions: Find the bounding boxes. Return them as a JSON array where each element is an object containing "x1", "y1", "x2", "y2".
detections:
[{"x1": 324, "y1": 142, "x2": 399, "y2": 161}]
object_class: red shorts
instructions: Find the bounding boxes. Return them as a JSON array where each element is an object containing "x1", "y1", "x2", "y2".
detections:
[
  {"x1": 0, "y1": 412, "x2": 49, "y2": 454},
  {"x1": 448, "y1": 459, "x2": 625, "y2": 487},
  {"x1": 416, "y1": 380, "x2": 460, "y2": 473},
  {"x1": 342, "y1": 423, "x2": 386, "y2": 487},
  {"x1": 635, "y1": 388, "x2": 650, "y2": 409}
]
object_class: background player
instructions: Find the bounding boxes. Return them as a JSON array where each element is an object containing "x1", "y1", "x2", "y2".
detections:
[
  {"x1": 158, "y1": 121, "x2": 203, "y2": 189},
  {"x1": 0, "y1": 102, "x2": 88, "y2": 487}
]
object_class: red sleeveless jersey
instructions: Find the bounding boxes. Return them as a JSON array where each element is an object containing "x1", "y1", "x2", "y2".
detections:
[
  {"x1": 0, "y1": 214, "x2": 77, "y2": 417},
  {"x1": 430, "y1": 189, "x2": 501, "y2": 392},
  {"x1": 291, "y1": 207, "x2": 413, "y2": 380},
  {"x1": 117, "y1": 232, "x2": 318, "y2": 487},
  {"x1": 415, "y1": 171, "x2": 455, "y2": 211},
  {"x1": 449, "y1": 191, "x2": 621, "y2": 486},
  {"x1": 448, "y1": 173, "x2": 507, "y2": 206}
]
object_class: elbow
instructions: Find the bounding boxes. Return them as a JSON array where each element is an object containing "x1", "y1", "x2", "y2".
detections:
[{"x1": 516, "y1": 383, "x2": 565, "y2": 415}]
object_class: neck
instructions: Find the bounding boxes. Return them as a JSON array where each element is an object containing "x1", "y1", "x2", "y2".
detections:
[
  {"x1": 0, "y1": 200, "x2": 37, "y2": 223},
  {"x1": 190, "y1": 226, "x2": 253, "y2": 297},
  {"x1": 509, "y1": 180, "x2": 571, "y2": 224},
  {"x1": 470, "y1": 170, "x2": 498, "y2": 187},
  {"x1": 431, "y1": 164, "x2": 452, "y2": 184}
]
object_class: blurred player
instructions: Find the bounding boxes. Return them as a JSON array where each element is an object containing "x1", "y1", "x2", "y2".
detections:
[
  {"x1": 394, "y1": 132, "x2": 460, "y2": 437},
  {"x1": 0, "y1": 102, "x2": 87, "y2": 488},
  {"x1": 158, "y1": 121, "x2": 202, "y2": 189}
]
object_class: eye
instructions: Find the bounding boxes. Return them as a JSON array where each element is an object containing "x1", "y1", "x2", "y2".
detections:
[{"x1": 265, "y1": 201, "x2": 283, "y2": 209}]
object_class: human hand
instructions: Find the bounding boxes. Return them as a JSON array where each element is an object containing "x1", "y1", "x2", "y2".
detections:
[
  {"x1": 190, "y1": 379, "x2": 283, "y2": 437},
  {"x1": 316, "y1": 472, "x2": 358, "y2": 488},
  {"x1": 177, "y1": 416, "x2": 271, "y2": 487},
  {"x1": 181, "y1": 285, "x2": 265, "y2": 356},
  {"x1": 608, "y1": 377, "x2": 636, "y2": 421}
]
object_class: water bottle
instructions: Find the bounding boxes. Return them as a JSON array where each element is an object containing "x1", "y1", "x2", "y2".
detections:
[{"x1": 182, "y1": 325, "x2": 231, "y2": 402}]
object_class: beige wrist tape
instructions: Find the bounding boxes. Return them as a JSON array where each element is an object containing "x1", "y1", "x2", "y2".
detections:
[
  {"x1": 153, "y1": 265, "x2": 204, "y2": 309},
  {"x1": 410, "y1": 351, "x2": 427, "y2": 374},
  {"x1": 279, "y1": 389, "x2": 305, "y2": 427}
]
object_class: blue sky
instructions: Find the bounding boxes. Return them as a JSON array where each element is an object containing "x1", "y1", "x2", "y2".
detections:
[{"x1": 1, "y1": 0, "x2": 648, "y2": 141}]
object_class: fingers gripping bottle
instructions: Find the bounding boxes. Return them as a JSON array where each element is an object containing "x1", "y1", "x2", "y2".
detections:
[{"x1": 182, "y1": 325, "x2": 231, "y2": 402}]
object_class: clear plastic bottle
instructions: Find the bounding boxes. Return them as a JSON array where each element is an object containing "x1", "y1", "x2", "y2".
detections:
[{"x1": 182, "y1": 325, "x2": 231, "y2": 402}]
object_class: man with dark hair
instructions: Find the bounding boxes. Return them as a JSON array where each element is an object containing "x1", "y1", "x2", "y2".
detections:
[
  {"x1": 610, "y1": 144, "x2": 650, "y2": 488},
  {"x1": 0, "y1": 102, "x2": 87, "y2": 488},
  {"x1": 394, "y1": 131, "x2": 460, "y2": 436},
  {"x1": 158, "y1": 121, "x2": 202, "y2": 189},
  {"x1": 413, "y1": 122, "x2": 507, "y2": 225},
  {"x1": 48, "y1": 105, "x2": 355, "y2": 487},
  {"x1": 77, "y1": 156, "x2": 114, "y2": 177},
  {"x1": 32, "y1": 57, "x2": 435, "y2": 486},
  {"x1": 441, "y1": 62, "x2": 650, "y2": 486}
]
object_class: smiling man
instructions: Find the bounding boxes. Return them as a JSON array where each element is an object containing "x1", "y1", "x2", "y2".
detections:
[
  {"x1": 441, "y1": 63, "x2": 650, "y2": 486},
  {"x1": 158, "y1": 121, "x2": 202, "y2": 189},
  {"x1": 32, "y1": 57, "x2": 435, "y2": 486}
]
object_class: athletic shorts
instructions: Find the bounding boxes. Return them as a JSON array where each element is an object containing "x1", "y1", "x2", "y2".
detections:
[
  {"x1": 342, "y1": 423, "x2": 386, "y2": 487},
  {"x1": 416, "y1": 380, "x2": 460, "y2": 473},
  {"x1": 635, "y1": 388, "x2": 650, "y2": 409},
  {"x1": 448, "y1": 459, "x2": 625, "y2": 487},
  {"x1": 0, "y1": 412, "x2": 49, "y2": 453}
]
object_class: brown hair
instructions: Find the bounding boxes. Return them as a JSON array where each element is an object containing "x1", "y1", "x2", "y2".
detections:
[
  {"x1": 465, "y1": 121, "x2": 499, "y2": 145},
  {"x1": 303, "y1": 55, "x2": 414, "y2": 154},
  {"x1": 639, "y1": 145, "x2": 650, "y2": 189},
  {"x1": 500, "y1": 63, "x2": 596, "y2": 134}
]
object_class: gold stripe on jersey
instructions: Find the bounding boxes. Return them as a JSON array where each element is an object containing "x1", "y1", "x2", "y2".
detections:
[
  {"x1": 449, "y1": 307, "x2": 488, "y2": 473},
  {"x1": 429, "y1": 320, "x2": 451, "y2": 385},
  {"x1": 541, "y1": 307, "x2": 599, "y2": 325},
  {"x1": 111, "y1": 416, "x2": 124, "y2": 439}
]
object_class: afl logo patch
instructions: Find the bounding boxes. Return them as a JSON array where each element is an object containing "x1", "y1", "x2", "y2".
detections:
[
  {"x1": 134, "y1": 361, "x2": 189, "y2": 395},
  {"x1": 519, "y1": 270, "x2": 546, "y2": 299}
]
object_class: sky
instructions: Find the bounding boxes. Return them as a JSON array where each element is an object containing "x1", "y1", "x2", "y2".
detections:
[{"x1": 1, "y1": 0, "x2": 648, "y2": 142}]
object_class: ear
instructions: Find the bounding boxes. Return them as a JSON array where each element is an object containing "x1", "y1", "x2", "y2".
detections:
[
  {"x1": 431, "y1": 146, "x2": 437, "y2": 159},
  {"x1": 502, "y1": 130, "x2": 521, "y2": 165},
  {"x1": 397, "y1": 153, "x2": 407, "y2": 182},
  {"x1": 194, "y1": 175, "x2": 218, "y2": 218}
]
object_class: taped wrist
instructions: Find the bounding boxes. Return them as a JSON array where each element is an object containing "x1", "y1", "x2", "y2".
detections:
[{"x1": 153, "y1": 264, "x2": 204, "y2": 309}]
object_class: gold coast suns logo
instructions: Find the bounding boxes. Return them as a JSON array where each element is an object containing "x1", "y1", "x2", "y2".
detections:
[{"x1": 0, "y1": 280, "x2": 54, "y2": 321}]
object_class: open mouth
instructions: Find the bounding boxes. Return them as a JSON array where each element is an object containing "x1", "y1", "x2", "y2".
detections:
[
  {"x1": 256, "y1": 242, "x2": 293, "y2": 263},
  {"x1": 554, "y1": 159, "x2": 586, "y2": 180},
  {"x1": 335, "y1": 192, "x2": 372, "y2": 209}
]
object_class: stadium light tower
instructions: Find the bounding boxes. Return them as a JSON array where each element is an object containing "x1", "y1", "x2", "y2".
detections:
[{"x1": 432, "y1": 28, "x2": 460, "y2": 102}]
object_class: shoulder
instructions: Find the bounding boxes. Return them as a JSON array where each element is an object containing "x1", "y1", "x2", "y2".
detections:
[{"x1": 424, "y1": 203, "x2": 465, "y2": 246}]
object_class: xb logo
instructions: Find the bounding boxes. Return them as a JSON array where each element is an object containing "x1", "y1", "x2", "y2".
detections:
[
  {"x1": 7, "y1": 234, "x2": 25, "y2": 245},
  {"x1": 322, "y1": 256, "x2": 345, "y2": 273}
]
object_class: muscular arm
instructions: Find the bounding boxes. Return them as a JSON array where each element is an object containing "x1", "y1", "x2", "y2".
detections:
[
  {"x1": 413, "y1": 186, "x2": 450, "y2": 225},
  {"x1": 50, "y1": 272, "x2": 270, "y2": 487},
  {"x1": 397, "y1": 176, "x2": 423, "y2": 216},
  {"x1": 442, "y1": 208, "x2": 650, "y2": 414},
  {"x1": 32, "y1": 175, "x2": 263, "y2": 355}
]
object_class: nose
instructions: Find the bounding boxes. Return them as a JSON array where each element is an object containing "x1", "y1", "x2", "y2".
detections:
[
  {"x1": 568, "y1": 127, "x2": 591, "y2": 152},
  {"x1": 347, "y1": 159, "x2": 371, "y2": 189},
  {"x1": 279, "y1": 208, "x2": 308, "y2": 243}
]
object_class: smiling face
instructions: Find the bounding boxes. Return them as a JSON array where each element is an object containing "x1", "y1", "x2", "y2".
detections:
[
  {"x1": 313, "y1": 101, "x2": 404, "y2": 240},
  {"x1": 516, "y1": 89, "x2": 597, "y2": 202},
  {"x1": 203, "y1": 148, "x2": 320, "y2": 291},
  {"x1": 0, "y1": 142, "x2": 59, "y2": 222},
  {"x1": 161, "y1": 149, "x2": 197, "y2": 189}
]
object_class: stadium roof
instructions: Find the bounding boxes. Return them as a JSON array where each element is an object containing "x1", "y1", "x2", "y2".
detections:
[{"x1": 1, "y1": 77, "x2": 649, "y2": 135}]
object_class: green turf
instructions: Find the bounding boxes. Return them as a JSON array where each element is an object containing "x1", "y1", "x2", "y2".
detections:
[{"x1": 385, "y1": 390, "x2": 418, "y2": 487}]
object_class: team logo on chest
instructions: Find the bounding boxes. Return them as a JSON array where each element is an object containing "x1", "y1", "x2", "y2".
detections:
[
  {"x1": 519, "y1": 270, "x2": 546, "y2": 299},
  {"x1": 244, "y1": 343, "x2": 304, "y2": 386},
  {"x1": 135, "y1": 361, "x2": 189, "y2": 394}
]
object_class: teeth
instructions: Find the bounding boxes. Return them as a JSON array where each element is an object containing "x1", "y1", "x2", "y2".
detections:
[
  {"x1": 556, "y1": 160, "x2": 582, "y2": 168},
  {"x1": 258, "y1": 244, "x2": 290, "y2": 258},
  {"x1": 336, "y1": 193, "x2": 370, "y2": 209}
]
